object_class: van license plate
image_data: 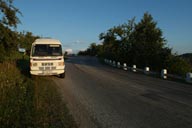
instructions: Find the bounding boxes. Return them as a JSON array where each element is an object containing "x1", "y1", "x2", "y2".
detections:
[{"x1": 43, "y1": 70, "x2": 52, "y2": 74}]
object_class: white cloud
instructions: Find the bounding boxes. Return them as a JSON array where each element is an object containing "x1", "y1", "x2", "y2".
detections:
[
  {"x1": 72, "y1": 40, "x2": 85, "y2": 45},
  {"x1": 65, "y1": 49, "x2": 73, "y2": 54},
  {"x1": 75, "y1": 40, "x2": 80, "y2": 44}
]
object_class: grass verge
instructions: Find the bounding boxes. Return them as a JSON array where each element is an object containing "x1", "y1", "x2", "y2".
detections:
[
  {"x1": 33, "y1": 76, "x2": 77, "y2": 128},
  {"x1": 0, "y1": 59, "x2": 77, "y2": 128}
]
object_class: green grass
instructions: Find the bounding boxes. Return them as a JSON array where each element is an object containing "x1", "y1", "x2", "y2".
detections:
[{"x1": 0, "y1": 58, "x2": 77, "y2": 128}]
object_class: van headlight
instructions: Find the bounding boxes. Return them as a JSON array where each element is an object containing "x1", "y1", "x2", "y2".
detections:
[{"x1": 32, "y1": 63, "x2": 37, "y2": 67}]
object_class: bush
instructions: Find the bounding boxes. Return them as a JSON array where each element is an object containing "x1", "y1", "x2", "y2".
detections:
[{"x1": 167, "y1": 56, "x2": 192, "y2": 76}]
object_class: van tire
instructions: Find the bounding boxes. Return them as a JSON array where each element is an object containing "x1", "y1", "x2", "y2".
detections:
[{"x1": 60, "y1": 72, "x2": 65, "y2": 78}]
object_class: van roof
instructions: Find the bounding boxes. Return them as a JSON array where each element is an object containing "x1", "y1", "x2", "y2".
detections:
[{"x1": 33, "y1": 39, "x2": 62, "y2": 45}]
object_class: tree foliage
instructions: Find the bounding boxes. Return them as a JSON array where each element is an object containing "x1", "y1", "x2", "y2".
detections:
[
  {"x1": 0, "y1": 0, "x2": 19, "y2": 61},
  {"x1": 0, "y1": 0, "x2": 21, "y2": 27},
  {"x1": 130, "y1": 13, "x2": 169, "y2": 69},
  {"x1": 167, "y1": 55, "x2": 192, "y2": 76},
  {"x1": 80, "y1": 12, "x2": 192, "y2": 75},
  {"x1": 78, "y1": 43, "x2": 100, "y2": 56},
  {"x1": 0, "y1": 0, "x2": 39, "y2": 61},
  {"x1": 17, "y1": 31, "x2": 39, "y2": 54},
  {"x1": 0, "y1": 23, "x2": 18, "y2": 60}
]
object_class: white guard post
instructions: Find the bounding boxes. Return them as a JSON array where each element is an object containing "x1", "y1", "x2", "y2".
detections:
[
  {"x1": 132, "y1": 65, "x2": 136, "y2": 72},
  {"x1": 161, "y1": 69, "x2": 167, "y2": 79},
  {"x1": 113, "y1": 61, "x2": 116, "y2": 67},
  {"x1": 186, "y1": 72, "x2": 192, "y2": 83},
  {"x1": 123, "y1": 63, "x2": 127, "y2": 70},
  {"x1": 117, "y1": 62, "x2": 121, "y2": 68},
  {"x1": 109, "y1": 60, "x2": 112, "y2": 65},
  {"x1": 144, "y1": 67, "x2": 150, "y2": 75}
]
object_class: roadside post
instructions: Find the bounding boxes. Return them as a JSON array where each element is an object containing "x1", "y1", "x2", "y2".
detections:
[
  {"x1": 109, "y1": 60, "x2": 112, "y2": 65},
  {"x1": 144, "y1": 67, "x2": 150, "y2": 75},
  {"x1": 186, "y1": 72, "x2": 192, "y2": 83},
  {"x1": 132, "y1": 65, "x2": 136, "y2": 72},
  {"x1": 117, "y1": 62, "x2": 121, "y2": 68},
  {"x1": 113, "y1": 61, "x2": 116, "y2": 67},
  {"x1": 123, "y1": 63, "x2": 127, "y2": 70},
  {"x1": 161, "y1": 69, "x2": 167, "y2": 79}
]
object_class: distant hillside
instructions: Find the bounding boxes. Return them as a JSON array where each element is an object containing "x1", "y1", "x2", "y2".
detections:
[{"x1": 180, "y1": 53, "x2": 192, "y2": 65}]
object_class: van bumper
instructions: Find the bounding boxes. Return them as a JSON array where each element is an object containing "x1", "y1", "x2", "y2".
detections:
[{"x1": 30, "y1": 69, "x2": 65, "y2": 76}]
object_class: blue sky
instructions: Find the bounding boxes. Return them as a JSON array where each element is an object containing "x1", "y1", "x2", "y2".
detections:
[{"x1": 15, "y1": 0, "x2": 192, "y2": 54}]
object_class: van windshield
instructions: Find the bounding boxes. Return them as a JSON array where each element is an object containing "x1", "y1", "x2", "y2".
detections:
[{"x1": 32, "y1": 44, "x2": 62, "y2": 56}]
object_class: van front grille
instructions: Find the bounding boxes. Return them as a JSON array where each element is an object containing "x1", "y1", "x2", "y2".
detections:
[{"x1": 39, "y1": 67, "x2": 44, "y2": 70}]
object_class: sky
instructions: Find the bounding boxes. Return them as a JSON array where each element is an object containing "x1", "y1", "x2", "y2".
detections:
[{"x1": 14, "y1": 0, "x2": 192, "y2": 54}]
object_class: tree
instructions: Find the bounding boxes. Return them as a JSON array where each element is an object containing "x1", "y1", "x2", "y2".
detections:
[
  {"x1": 0, "y1": 0, "x2": 21, "y2": 61},
  {"x1": 96, "y1": 44, "x2": 104, "y2": 57},
  {"x1": 0, "y1": 0, "x2": 21, "y2": 27},
  {"x1": 64, "y1": 51, "x2": 68, "y2": 56},
  {"x1": 17, "y1": 31, "x2": 39, "y2": 52},
  {"x1": 0, "y1": 23, "x2": 18, "y2": 56},
  {"x1": 99, "y1": 18, "x2": 135, "y2": 62},
  {"x1": 117, "y1": 18, "x2": 135, "y2": 63},
  {"x1": 131, "y1": 12, "x2": 170, "y2": 69},
  {"x1": 89, "y1": 43, "x2": 97, "y2": 56}
]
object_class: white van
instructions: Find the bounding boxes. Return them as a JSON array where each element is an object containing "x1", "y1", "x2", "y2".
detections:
[{"x1": 30, "y1": 39, "x2": 65, "y2": 78}]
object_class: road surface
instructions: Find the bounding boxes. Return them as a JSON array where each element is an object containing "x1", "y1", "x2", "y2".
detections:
[{"x1": 53, "y1": 56, "x2": 192, "y2": 128}]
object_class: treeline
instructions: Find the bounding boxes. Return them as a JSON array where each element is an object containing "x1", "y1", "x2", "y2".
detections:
[
  {"x1": 78, "y1": 13, "x2": 192, "y2": 76},
  {"x1": 0, "y1": 0, "x2": 39, "y2": 62}
]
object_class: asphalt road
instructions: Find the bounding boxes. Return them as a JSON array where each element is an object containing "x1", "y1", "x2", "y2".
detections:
[{"x1": 53, "y1": 56, "x2": 192, "y2": 128}]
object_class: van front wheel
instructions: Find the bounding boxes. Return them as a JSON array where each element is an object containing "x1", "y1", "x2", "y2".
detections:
[{"x1": 60, "y1": 72, "x2": 65, "y2": 78}]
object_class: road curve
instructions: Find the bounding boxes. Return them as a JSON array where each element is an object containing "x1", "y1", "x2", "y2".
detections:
[{"x1": 53, "y1": 56, "x2": 192, "y2": 128}]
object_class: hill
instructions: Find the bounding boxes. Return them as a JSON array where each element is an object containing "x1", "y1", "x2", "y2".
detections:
[{"x1": 180, "y1": 53, "x2": 192, "y2": 65}]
